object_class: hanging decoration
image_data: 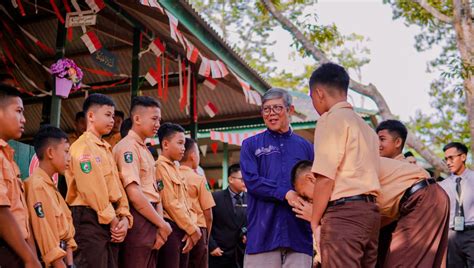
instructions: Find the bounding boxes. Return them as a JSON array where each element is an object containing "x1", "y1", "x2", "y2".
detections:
[
  {"x1": 199, "y1": 145, "x2": 208, "y2": 157},
  {"x1": 139, "y1": 0, "x2": 164, "y2": 13},
  {"x1": 203, "y1": 77, "x2": 217, "y2": 90},
  {"x1": 204, "y1": 101, "x2": 218, "y2": 118},
  {"x1": 210, "y1": 142, "x2": 218, "y2": 155},
  {"x1": 81, "y1": 31, "x2": 102, "y2": 54},
  {"x1": 183, "y1": 37, "x2": 199, "y2": 63},
  {"x1": 50, "y1": 58, "x2": 83, "y2": 98},
  {"x1": 198, "y1": 56, "x2": 211, "y2": 77},
  {"x1": 144, "y1": 67, "x2": 160, "y2": 87},
  {"x1": 85, "y1": 0, "x2": 106, "y2": 13}
]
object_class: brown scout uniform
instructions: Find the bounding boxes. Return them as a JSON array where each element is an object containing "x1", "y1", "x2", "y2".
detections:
[
  {"x1": 65, "y1": 131, "x2": 132, "y2": 268},
  {"x1": 68, "y1": 132, "x2": 80, "y2": 145},
  {"x1": 25, "y1": 167, "x2": 77, "y2": 266},
  {"x1": 113, "y1": 130, "x2": 161, "y2": 268},
  {"x1": 180, "y1": 166, "x2": 216, "y2": 268},
  {"x1": 378, "y1": 157, "x2": 449, "y2": 267},
  {"x1": 0, "y1": 139, "x2": 31, "y2": 267},
  {"x1": 156, "y1": 155, "x2": 198, "y2": 268},
  {"x1": 104, "y1": 132, "x2": 122, "y2": 148},
  {"x1": 311, "y1": 101, "x2": 381, "y2": 267}
]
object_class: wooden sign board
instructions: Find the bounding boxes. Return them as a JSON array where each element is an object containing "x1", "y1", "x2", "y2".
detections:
[{"x1": 66, "y1": 11, "x2": 97, "y2": 28}]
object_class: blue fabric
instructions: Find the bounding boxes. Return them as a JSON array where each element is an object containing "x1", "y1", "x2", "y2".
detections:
[{"x1": 240, "y1": 128, "x2": 314, "y2": 256}]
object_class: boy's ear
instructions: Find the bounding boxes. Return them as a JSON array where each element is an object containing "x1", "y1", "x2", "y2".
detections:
[
  {"x1": 395, "y1": 137, "x2": 403, "y2": 150},
  {"x1": 45, "y1": 146, "x2": 54, "y2": 160},
  {"x1": 305, "y1": 172, "x2": 316, "y2": 183}
]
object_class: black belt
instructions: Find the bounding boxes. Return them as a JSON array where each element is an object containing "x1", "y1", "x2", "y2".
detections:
[
  {"x1": 328, "y1": 194, "x2": 376, "y2": 207},
  {"x1": 400, "y1": 178, "x2": 436, "y2": 205}
]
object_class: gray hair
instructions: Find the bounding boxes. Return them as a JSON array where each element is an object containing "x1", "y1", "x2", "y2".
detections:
[{"x1": 262, "y1": 88, "x2": 292, "y2": 107}]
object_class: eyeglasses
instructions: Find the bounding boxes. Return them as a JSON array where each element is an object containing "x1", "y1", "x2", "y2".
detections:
[
  {"x1": 261, "y1": 105, "x2": 287, "y2": 115},
  {"x1": 444, "y1": 153, "x2": 463, "y2": 163}
]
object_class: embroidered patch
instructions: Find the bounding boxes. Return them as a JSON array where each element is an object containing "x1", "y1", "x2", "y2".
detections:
[
  {"x1": 124, "y1": 152, "x2": 133, "y2": 163},
  {"x1": 80, "y1": 160, "x2": 92, "y2": 174},
  {"x1": 95, "y1": 156, "x2": 101, "y2": 163},
  {"x1": 254, "y1": 145, "x2": 280, "y2": 157},
  {"x1": 33, "y1": 202, "x2": 45, "y2": 218},
  {"x1": 157, "y1": 180, "x2": 164, "y2": 191}
]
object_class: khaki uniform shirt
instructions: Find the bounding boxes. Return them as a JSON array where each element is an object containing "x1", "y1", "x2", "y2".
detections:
[
  {"x1": 394, "y1": 154, "x2": 407, "y2": 162},
  {"x1": 65, "y1": 131, "x2": 133, "y2": 226},
  {"x1": 156, "y1": 155, "x2": 197, "y2": 235},
  {"x1": 0, "y1": 139, "x2": 29, "y2": 239},
  {"x1": 179, "y1": 166, "x2": 215, "y2": 228},
  {"x1": 312, "y1": 101, "x2": 381, "y2": 200},
  {"x1": 68, "y1": 132, "x2": 80, "y2": 145},
  {"x1": 113, "y1": 130, "x2": 160, "y2": 203},
  {"x1": 104, "y1": 132, "x2": 121, "y2": 148},
  {"x1": 378, "y1": 157, "x2": 430, "y2": 225},
  {"x1": 25, "y1": 168, "x2": 77, "y2": 266}
]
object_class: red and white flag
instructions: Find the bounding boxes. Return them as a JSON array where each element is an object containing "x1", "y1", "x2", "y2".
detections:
[
  {"x1": 204, "y1": 102, "x2": 218, "y2": 118},
  {"x1": 145, "y1": 68, "x2": 160, "y2": 86},
  {"x1": 210, "y1": 60, "x2": 223, "y2": 78},
  {"x1": 185, "y1": 39, "x2": 199, "y2": 63},
  {"x1": 203, "y1": 77, "x2": 217, "y2": 90},
  {"x1": 80, "y1": 31, "x2": 102, "y2": 54},
  {"x1": 149, "y1": 38, "x2": 165, "y2": 57},
  {"x1": 216, "y1": 60, "x2": 229, "y2": 77},
  {"x1": 85, "y1": 0, "x2": 105, "y2": 13},
  {"x1": 198, "y1": 56, "x2": 211, "y2": 77},
  {"x1": 139, "y1": 0, "x2": 164, "y2": 13}
]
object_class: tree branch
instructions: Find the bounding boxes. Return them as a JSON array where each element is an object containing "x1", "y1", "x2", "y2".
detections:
[
  {"x1": 413, "y1": 0, "x2": 453, "y2": 24},
  {"x1": 261, "y1": 0, "x2": 448, "y2": 172}
]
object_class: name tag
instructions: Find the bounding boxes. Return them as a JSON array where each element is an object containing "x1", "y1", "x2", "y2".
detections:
[{"x1": 454, "y1": 216, "x2": 465, "y2": 231}]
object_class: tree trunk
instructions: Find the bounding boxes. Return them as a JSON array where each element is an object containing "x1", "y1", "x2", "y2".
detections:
[{"x1": 261, "y1": 0, "x2": 448, "y2": 172}]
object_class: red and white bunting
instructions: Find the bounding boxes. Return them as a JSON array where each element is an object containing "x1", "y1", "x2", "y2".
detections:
[
  {"x1": 165, "y1": 10, "x2": 185, "y2": 48},
  {"x1": 139, "y1": 0, "x2": 164, "y2": 13},
  {"x1": 149, "y1": 38, "x2": 165, "y2": 57},
  {"x1": 145, "y1": 68, "x2": 160, "y2": 86},
  {"x1": 85, "y1": 0, "x2": 105, "y2": 13},
  {"x1": 210, "y1": 129, "x2": 265, "y2": 146},
  {"x1": 204, "y1": 102, "x2": 218, "y2": 118},
  {"x1": 210, "y1": 60, "x2": 223, "y2": 78},
  {"x1": 18, "y1": 27, "x2": 55, "y2": 55},
  {"x1": 185, "y1": 41, "x2": 199, "y2": 63},
  {"x1": 199, "y1": 145, "x2": 208, "y2": 157},
  {"x1": 80, "y1": 31, "x2": 102, "y2": 54},
  {"x1": 203, "y1": 77, "x2": 217, "y2": 90},
  {"x1": 198, "y1": 56, "x2": 211, "y2": 77},
  {"x1": 216, "y1": 60, "x2": 229, "y2": 77}
]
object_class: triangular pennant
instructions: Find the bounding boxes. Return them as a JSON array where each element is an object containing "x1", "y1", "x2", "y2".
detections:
[
  {"x1": 211, "y1": 142, "x2": 218, "y2": 155},
  {"x1": 199, "y1": 145, "x2": 208, "y2": 157}
]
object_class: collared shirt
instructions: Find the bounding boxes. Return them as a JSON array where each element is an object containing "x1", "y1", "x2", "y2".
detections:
[
  {"x1": 439, "y1": 168, "x2": 474, "y2": 228},
  {"x1": 104, "y1": 132, "x2": 121, "y2": 148},
  {"x1": 240, "y1": 128, "x2": 314, "y2": 256},
  {"x1": 312, "y1": 101, "x2": 381, "y2": 201},
  {"x1": 0, "y1": 139, "x2": 29, "y2": 239},
  {"x1": 113, "y1": 130, "x2": 160, "y2": 203},
  {"x1": 156, "y1": 155, "x2": 197, "y2": 235},
  {"x1": 378, "y1": 157, "x2": 430, "y2": 226},
  {"x1": 228, "y1": 188, "x2": 243, "y2": 208},
  {"x1": 65, "y1": 131, "x2": 133, "y2": 226},
  {"x1": 394, "y1": 154, "x2": 405, "y2": 162},
  {"x1": 25, "y1": 167, "x2": 77, "y2": 266},
  {"x1": 179, "y1": 166, "x2": 215, "y2": 228}
]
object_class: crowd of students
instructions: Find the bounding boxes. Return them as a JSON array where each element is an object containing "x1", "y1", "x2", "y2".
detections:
[{"x1": 0, "y1": 62, "x2": 472, "y2": 268}]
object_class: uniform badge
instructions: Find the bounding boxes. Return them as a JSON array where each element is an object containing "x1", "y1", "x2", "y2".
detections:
[
  {"x1": 157, "y1": 180, "x2": 164, "y2": 191},
  {"x1": 33, "y1": 202, "x2": 45, "y2": 218},
  {"x1": 124, "y1": 152, "x2": 133, "y2": 163},
  {"x1": 80, "y1": 160, "x2": 92, "y2": 174}
]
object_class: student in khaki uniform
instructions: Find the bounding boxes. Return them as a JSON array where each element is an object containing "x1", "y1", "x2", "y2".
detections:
[
  {"x1": 179, "y1": 138, "x2": 215, "y2": 268},
  {"x1": 291, "y1": 157, "x2": 449, "y2": 268},
  {"x1": 68, "y1": 112, "x2": 86, "y2": 145},
  {"x1": 309, "y1": 63, "x2": 381, "y2": 267},
  {"x1": 25, "y1": 125, "x2": 77, "y2": 267},
  {"x1": 156, "y1": 123, "x2": 202, "y2": 268},
  {"x1": 0, "y1": 86, "x2": 41, "y2": 268},
  {"x1": 113, "y1": 96, "x2": 172, "y2": 268},
  {"x1": 65, "y1": 93, "x2": 133, "y2": 268},
  {"x1": 104, "y1": 110, "x2": 124, "y2": 148}
]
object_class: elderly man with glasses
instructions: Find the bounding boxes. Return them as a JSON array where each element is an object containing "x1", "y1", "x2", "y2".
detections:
[
  {"x1": 240, "y1": 88, "x2": 314, "y2": 268},
  {"x1": 440, "y1": 142, "x2": 474, "y2": 267}
]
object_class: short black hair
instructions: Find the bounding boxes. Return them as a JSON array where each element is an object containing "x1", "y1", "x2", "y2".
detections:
[
  {"x1": 83, "y1": 93, "x2": 115, "y2": 114},
  {"x1": 376, "y1": 120, "x2": 408, "y2": 148},
  {"x1": 0, "y1": 85, "x2": 21, "y2": 105},
  {"x1": 130, "y1": 96, "x2": 161, "y2": 116},
  {"x1": 75, "y1": 111, "x2": 85, "y2": 121},
  {"x1": 157, "y1": 123, "x2": 185, "y2": 149},
  {"x1": 228, "y1": 164, "x2": 241, "y2": 177},
  {"x1": 309, "y1": 63, "x2": 349, "y2": 94},
  {"x1": 182, "y1": 138, "x2": 197, "y2": 161},
  {"x1": 114, "y1": 110, "x2": 125, "y2": 119},
  {"x1": 291, "y1": 160, "x2": 313, "y2": 187},
  {"x1": 404, "y1": 151, "x2": 414, "y2": 158},
  {"x1": 120, "y1": 118, "x2": 132, "y2": 138},
  {"x1": 443, "y1": 142, "x2": 468, "y2": 155},
  {"x1": 34, "y1": 125, "x2": 68, "y2": 160}
]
